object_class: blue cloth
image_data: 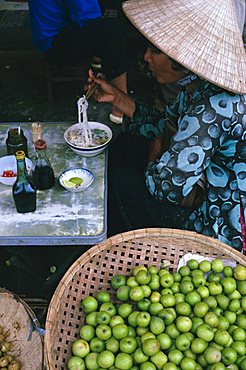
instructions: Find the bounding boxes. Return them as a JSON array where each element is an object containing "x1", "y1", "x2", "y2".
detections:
[
  {"x1": 123, "y1": 80, "x2": 246, "y2": 251},
  {"x1": 28, "y1": 0, "x2": 102, "y2": 51}
]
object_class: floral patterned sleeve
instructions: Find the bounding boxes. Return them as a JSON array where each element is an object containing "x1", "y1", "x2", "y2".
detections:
[
  {"x1": 122, "y1": 97, "x2": 180, "y2": 139},
  {"x1": 144, "y1": 111, "x2": 214, "y2": 205},
  {"x1": 144, "y1": 91, "x2": 243, "y2": 205}
]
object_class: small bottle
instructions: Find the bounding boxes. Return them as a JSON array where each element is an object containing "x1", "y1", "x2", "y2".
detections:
[
  {"x1": 6, "y1": 127, "x2": 28, "y2": 157},
  {"x1": 32, "y1": 139, "x2": 55, "y2": 190},
  {"x1": 13, "y1": 150, "x2": 36, "y2": 213}
]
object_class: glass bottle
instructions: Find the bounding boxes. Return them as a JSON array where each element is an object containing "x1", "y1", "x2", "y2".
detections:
[
  {"x1": 12, "y1": 150, "x2": 36, "y2": 213},
  {"x1": 31, "y1": 122, "x2": 43, "y2": 143},
  {"x1": 6, "y1": 127, "x2": 28, "y2": 157},
  {"x1": 32, "y1": 139, "x2": 55, "y2": 190}
]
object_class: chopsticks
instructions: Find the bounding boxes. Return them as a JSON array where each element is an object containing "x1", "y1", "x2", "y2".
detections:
[
  {"x1": 85, "y1": 69, "x2": 104, "y2": 100},
  {"x1": 85, "y1": 81, "x2": 97, "y2": 100}
]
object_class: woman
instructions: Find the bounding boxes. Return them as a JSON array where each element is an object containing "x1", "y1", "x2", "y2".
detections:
[{"x1": 88, "y1": 0, "x2": 246, "y2": 252}]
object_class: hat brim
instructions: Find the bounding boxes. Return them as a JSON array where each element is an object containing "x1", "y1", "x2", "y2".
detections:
[{"x1": 122, "y1": 0, "x2": 246, "y2": 94}]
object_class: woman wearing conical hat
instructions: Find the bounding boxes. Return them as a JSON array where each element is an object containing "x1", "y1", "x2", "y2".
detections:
[{"x1": 88, "y1": 0, "x2": 246, "y2": 252}]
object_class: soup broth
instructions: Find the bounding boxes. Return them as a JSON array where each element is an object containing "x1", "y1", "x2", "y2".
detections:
[{"x1": 67, "y1": 128, "x2": 109, "y2": 148}]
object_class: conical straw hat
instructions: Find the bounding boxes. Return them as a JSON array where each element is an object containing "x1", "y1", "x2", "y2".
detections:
[{"x1": 122, "y1": 0, "x2": 246, "y2": 94}]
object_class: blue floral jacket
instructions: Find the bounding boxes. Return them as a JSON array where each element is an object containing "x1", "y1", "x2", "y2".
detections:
[{"x1": 123, "y1": 80, "x2": 246, "y2": 251}]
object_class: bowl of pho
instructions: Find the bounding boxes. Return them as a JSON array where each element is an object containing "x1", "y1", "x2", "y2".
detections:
[{"x1": 64, "y1": 121, "x2": 112, "y2": 157}]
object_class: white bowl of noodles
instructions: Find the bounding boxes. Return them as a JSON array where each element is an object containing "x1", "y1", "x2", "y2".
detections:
[{"x1": 64, "y1": 121, "x2": 113, "y2": 157}]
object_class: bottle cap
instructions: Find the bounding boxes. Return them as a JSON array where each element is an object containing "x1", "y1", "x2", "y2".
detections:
[
  {"x1": 8, "y1": 127, "x2": 23, "y2": 137},
  {"x1": 34, "y1": 139, "x2": 46, "y2": 150},
  {"x1": 15, "y1": 150, "x2": 25, "y2": 160}
]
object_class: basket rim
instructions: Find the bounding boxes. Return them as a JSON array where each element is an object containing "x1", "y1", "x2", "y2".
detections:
[
  {"x1": 44, "y1": 227, "x2": 246, "y2": 369},
  {"x1": 0, "y1": 287, "x2": 42, "y2": 327}
]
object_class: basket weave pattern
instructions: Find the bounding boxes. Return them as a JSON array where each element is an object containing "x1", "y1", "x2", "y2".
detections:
[
  {"x1": 44, "y1": 228, "x2": 246, "y2": 369},
  {"x1": 0, "y1": 288, "x2": 43, "y2": 370}
]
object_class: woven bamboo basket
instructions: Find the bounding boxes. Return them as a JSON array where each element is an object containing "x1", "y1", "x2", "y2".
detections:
[
  {"x1": 0, "y1": 288, "x2": 44, "y2": 369},
  {"x1": 44, "y1": 228, "x2": 246, "y2": 370}
]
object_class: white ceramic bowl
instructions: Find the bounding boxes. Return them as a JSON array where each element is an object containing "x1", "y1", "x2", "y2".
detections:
[
  {"x1": 0, "y1": 155, "x2": 33, "y2": 186},
  {"x1": 58, "y1": 168, "x2": 94, "y2": 192},
  {"x1": 64, "y1": 121, "x2": 112, "y2": 157}
]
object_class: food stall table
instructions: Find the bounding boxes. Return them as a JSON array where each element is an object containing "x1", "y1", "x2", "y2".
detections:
[
  {"x1": 0, "y1": 122, "x2": 108, "y2": 246},
  {"x1": 0, "y1": 122, "x2": 108, "y2": 295}
]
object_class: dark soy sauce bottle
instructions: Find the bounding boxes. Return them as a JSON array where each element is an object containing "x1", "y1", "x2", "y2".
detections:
[
  {"x1": 13, "y1": 150, "x2": 36, "y2": 213},
  {"x1": 32, "y1": 139, "x2": 55, "y2": 190}
]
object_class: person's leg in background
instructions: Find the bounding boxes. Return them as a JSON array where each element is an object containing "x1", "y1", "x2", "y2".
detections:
[{"x1": 107, "y1": 131, "x2": 151, "y2": 236}]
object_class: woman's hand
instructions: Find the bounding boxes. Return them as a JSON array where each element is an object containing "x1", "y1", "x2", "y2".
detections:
[
  {"x1": 87, "y1": 69, "x2": 116, "y2": 104},
  {"x1": 86, "y1": 69, "x2": 136, "y2": 119}
]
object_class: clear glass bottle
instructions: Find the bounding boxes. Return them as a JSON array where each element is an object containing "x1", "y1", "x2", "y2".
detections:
[
  {"x1": 31, "y1": 122, "x2": 43, "y2": 143},
  {"x1": 6, "y1": 127, "x2": 28, "y2": 157},
  {"x1": 12, "y1": 150, "x2": 36, "y2": 213},
  {"x1": 32, "y1": 139, "x2": 55, "y2": 190}
]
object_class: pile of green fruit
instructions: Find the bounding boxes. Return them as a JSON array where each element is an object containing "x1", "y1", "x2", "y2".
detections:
[
  {"x1": 0, "y1": 326, "x2": 21, "y2": 369},
  {"x1": 67, "y1": 259, "x2": 246, "y2": 370}
]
